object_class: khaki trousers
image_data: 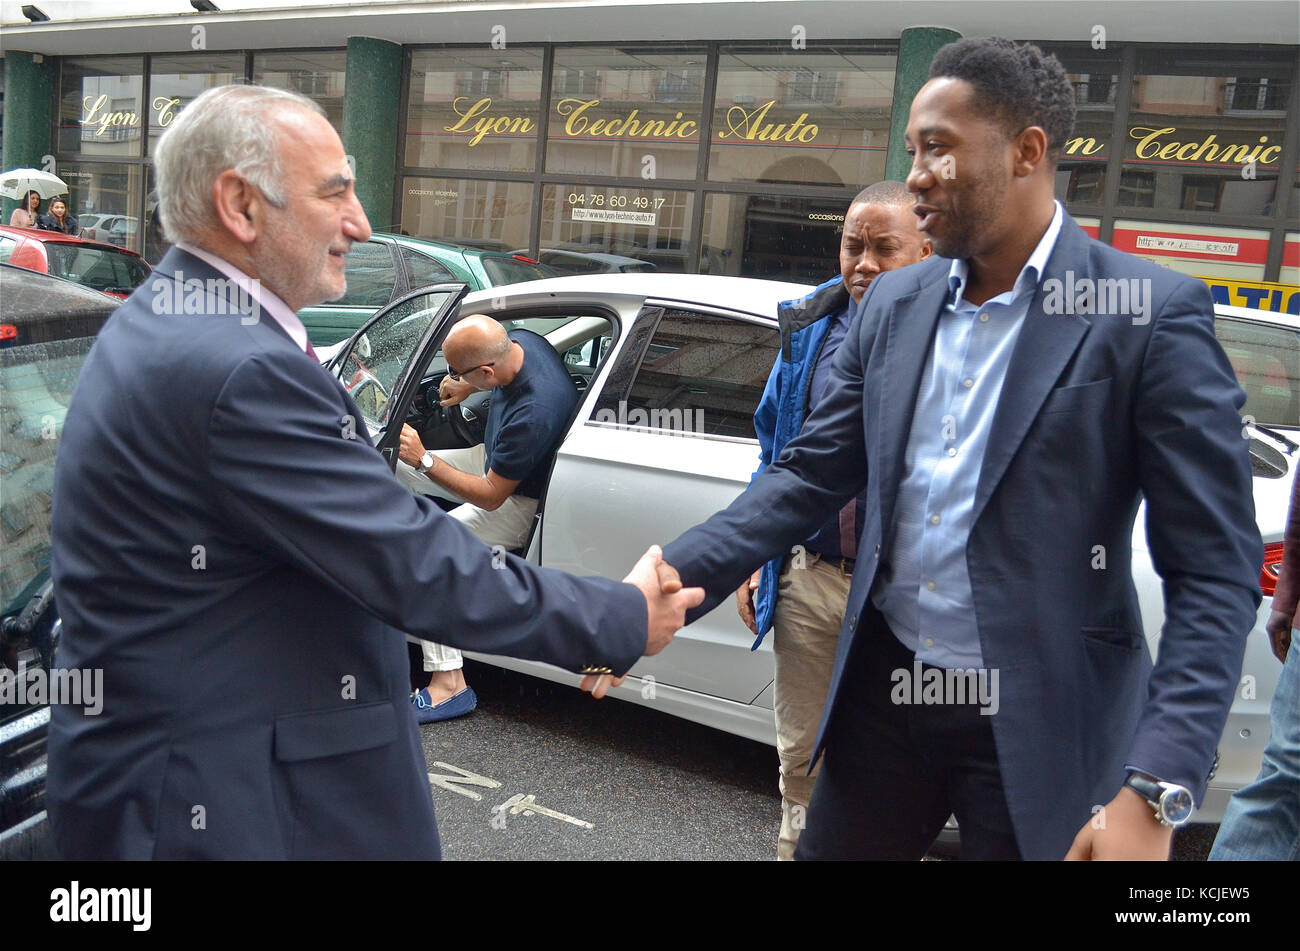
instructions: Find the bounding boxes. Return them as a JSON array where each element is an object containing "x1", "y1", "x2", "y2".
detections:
[{"x1": 772, "y1": 552, "x2": 850, "y2": 860}]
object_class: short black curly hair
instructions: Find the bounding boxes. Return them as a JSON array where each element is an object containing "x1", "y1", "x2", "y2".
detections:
[{"x1": 929, "y1": 37, "x2": 1076, "y2": 164}]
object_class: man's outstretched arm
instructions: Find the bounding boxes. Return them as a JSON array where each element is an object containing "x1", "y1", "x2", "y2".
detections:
[{"x1": 661, "y1": 287, "x2": 879, "y2": 618}]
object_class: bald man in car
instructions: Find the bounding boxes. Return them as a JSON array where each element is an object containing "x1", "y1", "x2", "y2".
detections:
[{"x1": 397, "y1": 314, "x2": 579, "y2": 721}]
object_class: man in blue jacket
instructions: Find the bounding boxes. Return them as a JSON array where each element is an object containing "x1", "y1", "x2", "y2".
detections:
[{"x1": 735, "y1": 180, "x2": 931, "y2": 859}]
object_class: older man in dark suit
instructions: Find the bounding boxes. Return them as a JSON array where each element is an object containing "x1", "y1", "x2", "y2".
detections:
[
  {"x1": 662, "y1": 38, "x2": 1261, "y2": 860},
  {"x1": 47, "y1": 84, "x2": 701, "y2": 860}
]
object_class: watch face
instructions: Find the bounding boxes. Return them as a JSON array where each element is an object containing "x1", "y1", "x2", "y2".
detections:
[{"x1": 1160, "y1": 786, "x2": 1195, "y2": 825}]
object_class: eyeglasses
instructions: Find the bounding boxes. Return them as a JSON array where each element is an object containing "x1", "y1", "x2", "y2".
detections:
[{"x1": 446, "y1": 362, "x2": 494, "y2": 382}]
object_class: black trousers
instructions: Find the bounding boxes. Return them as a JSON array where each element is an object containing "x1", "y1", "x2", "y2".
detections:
[{"x1": 794, "y1": 609, "x2": 1022, "y2": 860}]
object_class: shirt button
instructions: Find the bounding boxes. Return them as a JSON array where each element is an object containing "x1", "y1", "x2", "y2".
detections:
[
  {"x1": 924, "y1": 637, "x2": 935, "y2": 648},
  {"x1": 926, "y1": 580, "x2": 936, "y2": 590},
  {"x1": 874, "y1": 544, "x2": 881, "y2": 559},
  {"x1": 963, "y1": 378, "x2": 974, "y2": 388},
  {"x1": 930, "y1": 514, "x2": 941, "y2": 525},
  {"x1": 979, "y1": 312, "x2": 990, "y2": 322},
  {"x1": 947, "y1": 447, "x2": 957, "y2": 457},
  {"x1": 849, "y1": 614, "x2": 858, "y2": 628}
]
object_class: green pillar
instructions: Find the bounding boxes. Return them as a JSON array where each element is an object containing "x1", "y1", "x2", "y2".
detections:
[
  {"x1": 884, "y1": 27, "x2": 962, "y2": 182},
  {"x1": 342, "y1": 37, "x2": 402, "y2": 232},
  {"x1": 2, "y1": 52, "x2": 55, "y2": 222}
]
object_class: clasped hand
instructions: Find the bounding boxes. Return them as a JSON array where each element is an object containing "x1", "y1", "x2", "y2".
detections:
[{"x1": 580, "y1": 546, "x2": 703, "y2": 698}]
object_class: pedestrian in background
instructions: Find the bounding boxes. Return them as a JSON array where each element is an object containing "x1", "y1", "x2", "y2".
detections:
[{"x1": 8, "y1": 189, "x2": 41, "y2": 228}]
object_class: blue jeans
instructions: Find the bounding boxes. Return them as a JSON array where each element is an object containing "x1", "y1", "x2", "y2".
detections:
[{"x1": 1210, "y1": 636, "x2": 1300, "y2": 861}]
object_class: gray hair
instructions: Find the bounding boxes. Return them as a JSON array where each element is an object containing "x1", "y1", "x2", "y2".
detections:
[{"x1": 153, "y1": 84, "x2": 325, "y2": 245}]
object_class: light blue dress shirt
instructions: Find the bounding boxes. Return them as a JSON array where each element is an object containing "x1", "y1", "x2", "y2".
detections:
[{"x1": 872, "y1": 201, "x2": 1065, "y2": 669}]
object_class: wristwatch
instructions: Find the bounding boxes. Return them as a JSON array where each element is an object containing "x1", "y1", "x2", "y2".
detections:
[
  {"x1": 1124, "y1": 772, "x2": 1195, "y2": 828},
  {"x1": 417, "y1": 450, "x2": 435, "y2": 474}
]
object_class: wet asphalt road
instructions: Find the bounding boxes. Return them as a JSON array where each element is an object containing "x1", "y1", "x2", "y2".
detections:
[
  {"x1": 418, "y1": 660, "x2": 783, "y2": 861},
  {"x1": 416, "y1": 660, "x2": 1216, "y2": 861}
]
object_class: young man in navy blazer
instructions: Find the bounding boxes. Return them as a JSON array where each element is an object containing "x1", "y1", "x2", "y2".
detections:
[
  {"x1": 662, "y1": 38, "x2": 1261, "y2": 860},
  {"x1": 47, "y1": 84, "x2": 701, "y2": 860}
]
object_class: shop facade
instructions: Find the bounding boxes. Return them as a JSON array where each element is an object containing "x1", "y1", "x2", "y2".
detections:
[{"x1": 3, "y1": 5, "x2": 1297, "y2": 306}]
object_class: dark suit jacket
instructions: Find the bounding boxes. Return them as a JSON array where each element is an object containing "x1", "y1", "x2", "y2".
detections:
[
  {"x1": 48, "y1": 248, "x2": 647, "y2": 859},
  {"x1": 663, "y1": 213, "x2": 1262, "y2": 860}
]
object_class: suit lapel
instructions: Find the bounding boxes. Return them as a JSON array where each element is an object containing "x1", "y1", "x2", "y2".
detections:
[
  {"x1": 969, "y1": 217, "x2": 1092, "y2": 527},
  {"x1": 874, "y1": 266, "x2": 949, "y2": 536},
  {"x1": 151, "y1": 247, "x2": 298, "y2": 349}
]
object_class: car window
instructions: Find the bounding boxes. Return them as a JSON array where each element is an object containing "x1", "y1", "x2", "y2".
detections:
[
  {"x1": 400, "y1": 247, "x2": 458, "y2": 291},
  {"x1": 481, "y1": 254, "x2": 552, "y2": 287},
  {"x1": 606, "y1": 308, "x2": 777, "y2": 440},
  {"x1": 0, "y1": 236, "x2": 15, "y2": 264},
  {"x1": 1216, "y1": 316, "x2": 1300, "y2": 429},
  {"x1": 42, "y1": 245, "x2": 150, "y2": 295},
  {"x1": 337, "y1": 289, "x2": 461, "y2": 429},
  {"x1": 0, "y1": 335, "x2": 98, "y2": 615},
  {"x1": 331, "y1": 240, "x2": 397, "y2": 308}
]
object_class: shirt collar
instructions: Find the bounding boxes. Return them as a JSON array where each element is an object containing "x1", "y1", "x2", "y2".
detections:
[
  {"x1": 174, "y1": 242, "x2": 311, "y2": 354},
  {"x1": 946, "y1": 199, "x2": 1065, "y2": 307}
]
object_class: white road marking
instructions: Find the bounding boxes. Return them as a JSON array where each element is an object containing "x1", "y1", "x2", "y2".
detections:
[
  {"x1": 495, "y1": 793, "x2": 594, "y2": 829},
  {"x1": 428, "y1": 762, "x2": 502, "y2": 801}
]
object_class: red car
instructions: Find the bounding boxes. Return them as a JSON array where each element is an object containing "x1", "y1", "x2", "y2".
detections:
[{"x1": 0, "y1": 224, "x2": 151, "y2": 300}]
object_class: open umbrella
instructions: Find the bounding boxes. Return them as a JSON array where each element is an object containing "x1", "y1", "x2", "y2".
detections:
[{"x1": 0, "y1": 168, "x2": 69, "y2": 201}]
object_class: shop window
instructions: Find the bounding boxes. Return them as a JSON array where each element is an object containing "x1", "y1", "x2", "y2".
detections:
[
  {"x1": 255, "y1": 51, "x2": 347, "y2": 131},
  {"x1": 539, "y1": 184, "x2": 695, "y2": 273},
  {"x1": 709, "y1": 45, "x2": 893, "y2": 187},
  {"x1": 1120, "y1": 52, "x2": 1290, "y2": 214},
  {"x1": 58, "y1": 57, "x2": 145, "y2": 158},
  {"x1": 57, "y1": 162, "x2": 144, "y2": 255},
  {"x1": 546, "y1": 46, "x2": 706, "y2": 181},
  {"x1": 405, "y1": 49, "x2": 544, "y2": 174},
  {"x1": 399, "y1": 177, "x2": 534, "y2": 252},
  {"x1": 149, "y1": 53, "x2": 245, "y2": 155},
  {"x1": 699, "y1": 191, "x2": 845, "y2": 282}
]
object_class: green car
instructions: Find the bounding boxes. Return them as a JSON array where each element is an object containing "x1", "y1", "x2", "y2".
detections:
[{"x1": 299, "y1": 233, "x2": 555, "y2": 347}]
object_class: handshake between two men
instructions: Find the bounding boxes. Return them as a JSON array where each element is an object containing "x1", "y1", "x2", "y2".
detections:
[{"x1": 579, "y1": 545, "x2": 701, "y2": 699}]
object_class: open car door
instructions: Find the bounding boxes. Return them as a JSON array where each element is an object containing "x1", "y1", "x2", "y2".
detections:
[{"x1": 330, "y1": 282, "x2": 469, "y2": 465}]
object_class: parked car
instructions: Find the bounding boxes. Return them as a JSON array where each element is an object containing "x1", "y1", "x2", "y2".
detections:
[
  {"x1": 299, "y1": 233, "x2": 555, "y2": 348},
  {"x1": 77, "y1": 213, "x2": 125, "y2": 243},
  {"x1": 0, "y1": 225, "x2": 151, "y2": 300},
  {"x1": 526, "y1": 248, "x2": 658, "y2": 276},
  {"x1": 0, "y1": 264, "x2": 120, "y2": 859},
  {"x1": 329, "y1": 278, "x2": 1295, "y2": 826}
]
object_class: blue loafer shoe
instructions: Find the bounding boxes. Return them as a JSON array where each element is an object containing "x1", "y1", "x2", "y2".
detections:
[{"x1": 412, "y1": 686, "x2": 478, "y2": 723}]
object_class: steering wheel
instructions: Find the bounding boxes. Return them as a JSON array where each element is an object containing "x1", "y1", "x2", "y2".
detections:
[{"x1": 447, "y1": 389, "x2": 491, "y2": 445}]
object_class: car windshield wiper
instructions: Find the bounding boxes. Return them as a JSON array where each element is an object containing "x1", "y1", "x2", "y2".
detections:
[{"x1": 1251, "y1": 423, "x2": 1299, "y2": 454}]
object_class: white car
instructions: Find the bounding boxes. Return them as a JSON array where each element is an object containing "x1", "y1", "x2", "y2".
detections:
[{"x1": 329, "y1": 277, "x2": 1294, "y2": 823}]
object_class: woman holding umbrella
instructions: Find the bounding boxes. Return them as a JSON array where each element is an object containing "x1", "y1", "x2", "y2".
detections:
[
  {"x1": 38, "y1": 197, "x2": 80, "y2": 236},
  {"x1": 8, "y1": 189, "x2": 41, "y2": 228}
]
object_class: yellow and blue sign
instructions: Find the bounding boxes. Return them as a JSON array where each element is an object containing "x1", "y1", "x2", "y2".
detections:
[{"x1": 1197, "y1": 277, "x2": 1300, "y2": 315}]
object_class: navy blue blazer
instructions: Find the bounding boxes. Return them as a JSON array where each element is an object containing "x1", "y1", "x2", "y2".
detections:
[
  {"x1": 663, "y1": 213, "x2": 1262, "y2": 860},
  {"x1": 48, "y1": 248, "x2": 647, "y2": 859}
]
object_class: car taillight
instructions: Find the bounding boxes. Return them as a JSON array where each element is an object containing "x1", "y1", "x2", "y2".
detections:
[
  {"x1": 1260, "y1": 541, "x2": 1285, "y2": 597},
  {"x1": 512, "y1": 254, "x2": 541, "y2": 265},
  {"x1": 0, "y1": 324, "x2": 16, "y2": 348}
]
